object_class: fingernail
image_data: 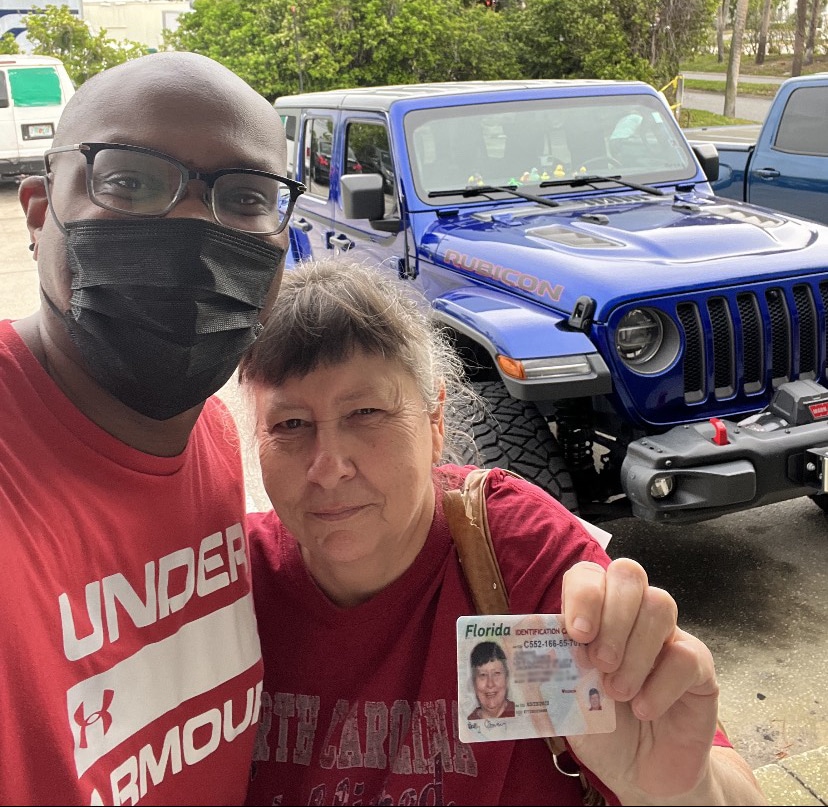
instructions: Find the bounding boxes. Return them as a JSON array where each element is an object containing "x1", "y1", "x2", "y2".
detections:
[
  {"x1": 572, "y1": 616, "x2": 592, "y2": 634},
  {"x1": 632, "y1": 699, "x2": 649, "y2": 720},
  {"x1": 596, "y1": 645, "x2": 618, "y2": 666}
]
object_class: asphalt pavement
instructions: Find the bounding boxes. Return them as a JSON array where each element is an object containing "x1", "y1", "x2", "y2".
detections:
[{"x1": 682, "y1": 71, "x2": 786, "y2": 85}]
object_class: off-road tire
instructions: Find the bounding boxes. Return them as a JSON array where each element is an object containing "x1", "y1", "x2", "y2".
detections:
[{"x1": 456, "y1": 379, "x2": 579, "y2": 514}]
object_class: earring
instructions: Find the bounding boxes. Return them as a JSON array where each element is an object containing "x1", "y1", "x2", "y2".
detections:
[{"x1": 28, "y1": 243, "x2": 35, "y2": 252}]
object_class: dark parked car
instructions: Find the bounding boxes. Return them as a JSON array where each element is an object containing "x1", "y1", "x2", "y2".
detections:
[{"x1": 311, "y1": 135, "x2": 363, "y2": 184}]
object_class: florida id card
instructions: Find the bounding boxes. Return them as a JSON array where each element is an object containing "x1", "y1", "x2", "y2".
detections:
[{"x1": 457, "y1": 613, "x2": 616, "y2": 743}]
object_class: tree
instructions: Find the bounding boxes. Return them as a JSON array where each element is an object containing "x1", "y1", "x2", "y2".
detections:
[
  {"x1": 24, "y1": 4, "x2": 150, "y2": 86},
  {"x1": 166, "y1": 0, "x2": 717, "y2": 98},
  {"x1": 0, "y1": 32, "x2": 21, "y2": 54},
  {"x1": 509, "y1": 0, "x2": 654, "y2": 83},
  {"x1": 724, "y1": 0, "x2": 749, "y2": 117},
  {"x1": 645, "y1": 0, "x2": 720, "y2": 82},
  {"x1": 805, "y1": 0, "x2": 823, "y2": 64},
  {"x1": 166, "y1": 0, "x2": 519, "y2": 100},
  {"x1": 163, "y1": 0, "x2": 287, "y2": 100},
  {"x1": 791, "y1": 0, "x2": 807, "y2": 75},
  {"x1": 755, "y1": 0, "x2": 772, "y2": 64},
  {"x1": 510, "y1": 0, "x2": 715, "y2": 87}
]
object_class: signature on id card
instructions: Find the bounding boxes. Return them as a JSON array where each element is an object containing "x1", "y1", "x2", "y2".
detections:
[{"x1": 457, "y1": 613, "x2": 616, "y2": 743}]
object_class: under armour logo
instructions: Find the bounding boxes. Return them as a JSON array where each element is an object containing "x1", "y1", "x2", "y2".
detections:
[{"x1": 73, "y1": 689, "x2": 115, "y2": 749}]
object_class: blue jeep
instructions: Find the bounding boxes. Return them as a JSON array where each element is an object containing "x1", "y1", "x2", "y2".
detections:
[{"x1": 275, "y1": 79, "x2": 828, "y2": 525}]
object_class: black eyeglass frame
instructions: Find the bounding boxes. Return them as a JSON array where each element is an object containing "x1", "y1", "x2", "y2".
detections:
[{"x1": 43, "y1": 141, "x2": 306, "y2": 235}]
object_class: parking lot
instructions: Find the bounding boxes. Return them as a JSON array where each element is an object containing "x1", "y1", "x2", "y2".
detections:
[{"x1": 2, "y1": 179, "x2": 827, "y2": 783}]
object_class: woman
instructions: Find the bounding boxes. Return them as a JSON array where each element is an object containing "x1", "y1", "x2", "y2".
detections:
[
  {"x1": 468, "y1": 642, "x2": 515, "y2": 721},
  {"x1": 240, "y1": 260, "x2": 766, "y2": 806}
]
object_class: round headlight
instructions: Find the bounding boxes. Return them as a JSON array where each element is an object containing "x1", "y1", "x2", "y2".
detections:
[{"x1": 616, "y1": 308, "x2": 663, "y2": 365}]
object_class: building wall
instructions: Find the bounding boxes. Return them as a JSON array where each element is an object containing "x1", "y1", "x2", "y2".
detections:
[
  {"x1": 1, "y1": 0, "x2": 191, "y2": 51},
  {"x1": 82, "y1": 0, "x2": 191, "y2": 50}
]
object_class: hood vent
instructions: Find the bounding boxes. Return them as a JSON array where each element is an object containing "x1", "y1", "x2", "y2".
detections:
[
  {"x1": 526, "y1": 224, "x2": 620, "y2": 249},
  {"x1": 706, "y1": 204, "x2": 785, "y2": 229}
]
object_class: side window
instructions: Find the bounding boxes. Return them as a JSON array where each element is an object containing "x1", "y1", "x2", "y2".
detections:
[
  {"x1": 774, "y1": 86, "x2": 828, "y2": 156},
  {"x1": 0, "y1": 72, "x2": 8, "y2": 109},
  {"x1": 345, "y1": 121, "x2": 397, "y2": 218},
  {"x1": 303, "y1": 116, "x2": 334, "y2": 199},
  {"x1": 7, "y1": 67, "x2": 63, "y2": 106},
  {"x1": 280, "y1": 112, "x2": 298, "y2": 179}
]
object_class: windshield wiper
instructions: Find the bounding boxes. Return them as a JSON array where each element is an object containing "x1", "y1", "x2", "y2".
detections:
[
  {"x1": 428, "y1": 184, "x2": 561, "y2": 209},
  {"x1": 539, "y1": 174, "x2": 666, "y2": 196}
]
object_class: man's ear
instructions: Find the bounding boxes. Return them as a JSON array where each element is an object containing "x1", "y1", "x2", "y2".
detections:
[{"x1": 18, "y1": 176, "x2": 49, "y2": 259}]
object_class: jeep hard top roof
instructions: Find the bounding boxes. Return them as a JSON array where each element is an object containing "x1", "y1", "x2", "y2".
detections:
[{"x1": 274, "y1": 79, "x2": 652, "y2": 113}]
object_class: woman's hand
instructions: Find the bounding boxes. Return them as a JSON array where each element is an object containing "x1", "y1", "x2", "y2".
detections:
[{"x1": 561, "y1": 557, "x2": 767, "y2": 805}]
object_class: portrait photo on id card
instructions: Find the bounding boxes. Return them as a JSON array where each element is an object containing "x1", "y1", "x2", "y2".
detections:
[{"x1": 457, "y1": 614, "x2": 616, "y2": 743}]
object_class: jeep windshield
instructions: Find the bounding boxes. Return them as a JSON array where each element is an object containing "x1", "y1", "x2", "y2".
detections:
[{"x1": 404, "y1": 93, "x2": 697, "y2": 205}]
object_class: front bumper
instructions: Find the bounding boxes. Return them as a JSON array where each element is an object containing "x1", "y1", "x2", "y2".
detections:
[{"x1": 621, "y1": 407, "x2": 828, "y2": 524}]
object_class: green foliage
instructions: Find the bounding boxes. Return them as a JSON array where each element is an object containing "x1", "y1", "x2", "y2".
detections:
[
  {"x1": 23, "y1": 4, "x2": 150, "y2": 86},
  {"x1": 508, "y1": 0, "x2": 655, "y2": 83},
  {"x1": 337, "y1": 0, "x2": 519, "y2": 86},
  {"x1": 163, "y1": 0, "x2": 288, "y2": 100},
  {"x1": 120, "y1": 0, "x2": 723, "y2": 98},
  {"x1": 678, "y1": 107, "x2": 755, "y2": 127},
  {"x1": 0, "y1": 32, "x2": 21, "y2": 55},
  {"x1": 507, "y1": 0, "x2": 719, "y2": 86},
  {"x1": 167, "y1": 0, "x2": 520, "y2": 100}
]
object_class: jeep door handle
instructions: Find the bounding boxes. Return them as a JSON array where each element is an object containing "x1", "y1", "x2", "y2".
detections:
[
  {"x1": 327, "y1": 232, "x2": 355, "y2": 251},
  {"x1": 755, "y1": 167, "x2": 780, "y2": 179},
  {"x1": 293, "y1": 217, "x2": 312, "y2": 232}
]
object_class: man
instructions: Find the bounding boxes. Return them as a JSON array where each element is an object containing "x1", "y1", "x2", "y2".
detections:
[{"x1": 1, "y1": 52, "x2": 303, "y2": 804}]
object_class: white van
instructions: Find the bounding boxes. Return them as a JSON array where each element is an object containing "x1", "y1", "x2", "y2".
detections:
[{"x1": 0, "y1": 54, "x2": 75, "y2": 179}]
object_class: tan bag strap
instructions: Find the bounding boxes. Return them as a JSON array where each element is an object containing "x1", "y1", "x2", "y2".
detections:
[
  {"x1": 443, "y1": 467, "x2": 510, "y2": 615},
  {"x1": 444, "y1": 469, "x2": 605, "y2": 803},
  {"x1": 444, "y1": 467, "x2": 606, "y2": 804}
]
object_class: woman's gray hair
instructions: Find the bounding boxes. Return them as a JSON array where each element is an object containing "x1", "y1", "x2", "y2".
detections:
[{"x1": 239, "y1": 259, "x2": 481, "y2": 464}]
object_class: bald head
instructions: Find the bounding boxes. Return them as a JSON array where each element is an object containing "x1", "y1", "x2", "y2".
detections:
[{"x1": 54, "y1": 52, "x2": 282, "y2": 161}]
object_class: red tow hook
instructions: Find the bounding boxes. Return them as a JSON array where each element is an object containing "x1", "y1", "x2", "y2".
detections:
[{"x1": 709, "y1": 417, "x2": 730, "y2": 446}]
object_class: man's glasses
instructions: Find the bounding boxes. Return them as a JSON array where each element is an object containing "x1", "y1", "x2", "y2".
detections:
[{"x1": 44, "y1": 142, "x2": 306, "y2": 235}]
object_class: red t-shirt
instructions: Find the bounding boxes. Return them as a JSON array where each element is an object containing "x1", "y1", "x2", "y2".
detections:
[
  {"x1": 0, "y1": 320, "x2": 263, "y2": 805},
  {"x1": 247, "y1": 465, "x2": 615, "y2": 805}
]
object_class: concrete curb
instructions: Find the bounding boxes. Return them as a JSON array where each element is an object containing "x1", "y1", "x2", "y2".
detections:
[{"x1": 753, "y1": 746, "x2": 828, "y2": 805}]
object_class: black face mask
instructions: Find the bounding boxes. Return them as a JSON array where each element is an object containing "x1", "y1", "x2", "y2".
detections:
[{"x1": 53, "y1": 217, "x2": 283, "y2": 420}]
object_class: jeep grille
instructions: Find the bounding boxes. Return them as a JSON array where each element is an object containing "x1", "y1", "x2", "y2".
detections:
[{"x1": 677, "y1": 280, "x2": 828, "y2": 403}]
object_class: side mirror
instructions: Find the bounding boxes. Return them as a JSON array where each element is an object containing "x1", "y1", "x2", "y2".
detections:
[
  {"x1": 692, "y1": 142, "x2": 720, "y2": 183},
  {"x1": 340, "y1": 173, "x2": 384, "y2": 220}
]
